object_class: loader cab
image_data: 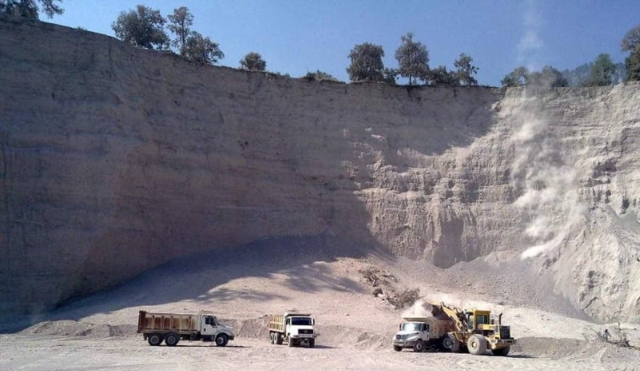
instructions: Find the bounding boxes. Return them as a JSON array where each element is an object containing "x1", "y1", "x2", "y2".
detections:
[{"x1": 466, "y1": 310, "x2": 491, "y2": 331}]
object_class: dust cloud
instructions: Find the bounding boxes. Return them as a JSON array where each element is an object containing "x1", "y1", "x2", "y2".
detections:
[
  {"x1": 509, "y1": 96, "x2": 585, "y2": 260},
  {"x1": 401, "y1": 300, "x2": 433, "y2": 319}
]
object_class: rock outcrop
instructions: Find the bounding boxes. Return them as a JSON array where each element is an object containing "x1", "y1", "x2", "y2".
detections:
[{"x1": 1, "y1": 17, "x2": 639, "y2": 321}]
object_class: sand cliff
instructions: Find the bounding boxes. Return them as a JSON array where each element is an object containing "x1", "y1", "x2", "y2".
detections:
[{"x1": 1, "y1": 17, "x2": 639, "y2": 321}]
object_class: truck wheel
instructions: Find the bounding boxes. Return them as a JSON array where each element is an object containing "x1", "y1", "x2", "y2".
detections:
[
  {"x1": 288, "y1": 338, "x2": 295, "y2": 347},
  {"x1": 276, "y1": 334, "x2": 283, "y2": 345},
  {"x1": 413, "y1": 340, "x2": 425, "y2": 352},
  {"x1": 444, "y1": 333, "x2": 460, "y2": 352},
  {"x1": 393, "y1": 345, "x2": 402, "y2": 352},
  {"x1": 492, "y1": 346, "x2": 511, "y2": 356},
  {"x1": 467, "y1": 334, "x2": 487, "y2": 355},
  {"x1": 215, "y1": 333, "x2": 229, "y2": 347},
  {"x1": 164, "y1": 333, "x2": 179, "y2": 347},
  {"x1": 413, "y1": 340, "x2": 424, "y2": 353},
  {"x1": 270, "y1": 332, "x2": 274, "y2": 344},
  {"x1": 148, "y1": 334, "x2": 163, "y2": 346},
  {"x1": 309, "y1": 339, "x2": 315, "y2": 348}
]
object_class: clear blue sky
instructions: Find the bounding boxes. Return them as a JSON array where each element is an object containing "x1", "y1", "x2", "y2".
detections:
[{"x1": 50, "y1": 0, "x2": 640, "y2": 86}]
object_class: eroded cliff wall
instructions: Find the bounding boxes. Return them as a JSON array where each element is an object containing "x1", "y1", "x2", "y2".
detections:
[{"x1": 1, "y1": 18, "x2": 639, "y2": 321}]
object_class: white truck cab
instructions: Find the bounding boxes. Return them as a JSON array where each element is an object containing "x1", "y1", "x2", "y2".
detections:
[
  {"x1": 393, "y1": 321, "x2": 432, "y2": 352},
  {"x1": 269, "y1": 312, "x2": 317, "y2": 347},
  {"x1": 392, "y1": 316, "x2": 453, "y2": 352},
  {"x1": 200, "y1": 315, "x2": 234, "y2": 344}
]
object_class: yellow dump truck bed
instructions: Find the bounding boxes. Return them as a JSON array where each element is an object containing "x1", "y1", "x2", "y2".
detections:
[
  {"x1": 268, "y1": 315, "x2": 286, "y2": 333},
  {"x1": 268, "y1": 313, "x2": 312, "y2": 333}
]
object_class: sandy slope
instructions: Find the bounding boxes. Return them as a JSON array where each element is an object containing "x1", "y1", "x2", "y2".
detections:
[{"x1": 1, "y1": 246, "x2": 639, "y2": 370}]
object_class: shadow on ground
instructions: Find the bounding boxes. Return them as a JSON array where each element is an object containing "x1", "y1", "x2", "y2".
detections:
[{"x1": 2, "y1": 234, "x2": 390, "y2": 333}]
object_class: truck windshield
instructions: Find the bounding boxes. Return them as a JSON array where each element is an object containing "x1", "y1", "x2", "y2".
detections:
[
  {"x1": 291, "y1": 317, "x2": 312, "y2": 326},
  {"x1": 401, "y1": 323, "x2": 422, "y2": 332}
]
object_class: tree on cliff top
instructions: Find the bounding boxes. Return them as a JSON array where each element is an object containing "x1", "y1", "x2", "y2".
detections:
[
  {"x1": 501, "y1": 66, "x2": 529, "y2": 87},
  {"x1": 585, "y1": 53, "x2": 616, "y2": 86},
  {"x1": 347, "y1": 43, "x2": 385, "y2": 82},
  {"x1": 303, "y1": 70, "x2": 339, "y2": 82},
  {"x1": 182, "y1": 31, "x2": 224, "y2": 64},
  {"x1": 240, "y1": 52, "x2": 266, "y2": 71},
  {"x1": 454, "y1": 53, "x2": 479, "y2": 86},
  {"x1": 0, "y1": 0, "x2": 63, "y2": 19},
  {"x1": 111, "y1": 5, "x2": 169, "y2": 50},
  {"x1": 622, "y1": 24, "x2": 640, "y2": 81},
  {"x1": 394, "y1": 33, "x2": 429, "y2": 85},
  {"x1": 528, "y1": 65, "x2": 568, "y2": 87},
  {"x1": 429, "y1": 65, "x2": 459, "y2": 86},
  {"x1": 167, "y1": 6, "x2": 193, "y2": 53}
]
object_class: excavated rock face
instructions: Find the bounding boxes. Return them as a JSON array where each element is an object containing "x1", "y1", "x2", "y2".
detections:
[{"x1": 1, "y1": 17, "x2": 639, "y2": 321}]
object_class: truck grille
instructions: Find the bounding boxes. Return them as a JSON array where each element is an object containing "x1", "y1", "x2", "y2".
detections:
[
  {"x1": 500, "y1": 327, "x2": 511, "y2": 339},
  {"x1": 299, "y1": 329, "x2": 314, "y2": 335}
]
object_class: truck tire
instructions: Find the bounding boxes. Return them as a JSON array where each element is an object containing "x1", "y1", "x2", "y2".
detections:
[
  {"x1": 492, "y1": 346, "x2": 511, "y2": 356},
  {"x1": 413, "y1": 340, "x2": 425, "y2": 352},
  {"x1": 215, "y1": 333, "x2": 229, "y2": 347},
  {"x1": 443, "y1": 333, "x2": 460, "y2": 352},
  {"x1": 164, "y1": 333, "x2": 179, "y2": 347},
  {"x1": 393, "y1": 345, "x2": 402, "y2": 352},
  {"x1": 309, "y1": 339, "x2": 315, "y2": 348},
  {"x1": 276, "y1": 334, "x2": 283, "y2": 345},
  {"x1": 148, "y1": 334, "x2": 163, "y2": 346},
  {"x1": 288, "y1": 337, "x2": 295, "y2": 347},
  {"x1": 270, "y1": 332, "x2": 274, "y2": 344},
  {"x1": 467, "y1": 334, "x2": 487, "y2": 355}
]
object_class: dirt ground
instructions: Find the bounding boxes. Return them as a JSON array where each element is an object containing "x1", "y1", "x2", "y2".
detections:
[
  {"x1": 1, "y1": 334, "x2": 639, "y2": 371},
  {"x1": 1, "y1": 251, "x2": 639, "y2": 370}
]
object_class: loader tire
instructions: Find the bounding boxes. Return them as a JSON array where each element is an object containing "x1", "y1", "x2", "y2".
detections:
[
  {"x1": 164, "y1": 333, "x2": 179, "y2": 347},
  {"x1": 444, "y1": 333, "x2": 460, "y2": 352},
  {"x1": 413, "y1": 340, "x2": 425, "y2": 352},
  {"x1": 467, "y1": 334, "x2": 487, "y2": 355},
  {"x1": 492, "y1": 346, "x2": 511, "y2": 356}
]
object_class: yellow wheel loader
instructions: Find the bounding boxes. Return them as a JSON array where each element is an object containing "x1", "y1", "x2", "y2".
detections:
[{"x1": 430, "y1": 302, "x2": 515, "y2": 356}]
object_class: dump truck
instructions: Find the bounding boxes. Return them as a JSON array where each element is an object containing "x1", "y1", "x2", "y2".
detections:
[
  {"x1": 392, "y1": 302, "x2": 515, "y2": 355},
  {"x1": 392, "y1": 316, "x2": 455, "y2": 352},
  {"x1": 137, "y1": 310, "x2": 235, "y2": 347},
  {"x1": 268, "y1": 312, "x2": 317, "y2": 347}
]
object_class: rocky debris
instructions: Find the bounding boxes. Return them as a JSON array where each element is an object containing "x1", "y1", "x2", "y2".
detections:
[{"x1": 359, "y1": 266, "x2": 418, "y2": 309}]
